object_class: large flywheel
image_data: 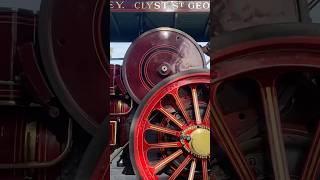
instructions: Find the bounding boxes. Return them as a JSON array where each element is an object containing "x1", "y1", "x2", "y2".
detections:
[
  {"x1": 130, "y1": 69, "x2": 211, "y2": 179},
  {"x1": 122, "y1": 27, "x2": 206, "y2": 104},
  {"x1": 211, "y1": 32, "x2": 320, "y2": 179}
]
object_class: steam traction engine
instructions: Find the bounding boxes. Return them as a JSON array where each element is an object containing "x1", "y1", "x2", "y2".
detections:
[{"x1": 109, "y1": 27, "x2": 211, "y2": 179}]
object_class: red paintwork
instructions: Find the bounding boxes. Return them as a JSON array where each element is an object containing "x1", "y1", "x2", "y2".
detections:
[
  {"x1": 109, "y1": 65, "x2": 132, "y2": 152},
  {"x1": 109, "y1": 96, "x2": 131, "y2": 149},
  {"x1": 110, "y1": 64, "x2": 127, "y2": 96}
]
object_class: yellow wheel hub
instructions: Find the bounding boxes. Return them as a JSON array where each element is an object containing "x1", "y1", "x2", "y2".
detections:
[{"x1": 190, "y1": 128, "x2": 210, "y2": 158}]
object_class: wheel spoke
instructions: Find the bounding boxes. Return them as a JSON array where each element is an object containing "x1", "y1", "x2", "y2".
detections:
[
  {"x1": 202, "y1": 159, "x2": 209, "y2": 180},
  {"x1": 154, "y1": 149, "x2": 183, "y2": 174},
  {"x1": 300, "y1": 121, "x2": 320, "y2": 180},
  {"x1": 148, "y1": 124, "x2": 180, "y2": 137},
  {"x1": 211, "y1": 86, "x2": 256, "y2": 179},
  {"x1": 170, "y1": 89, "x2": 192, "y2": 124},
  {"x1": 191, "y1": 87, "x2": 202, "y2": 125},
  {"x1": 260, "y1": 86, "x2": 290, "y2": 180},
  {"x1": 148, "y1": 142, "x2": 182, "y2": 149},
  {"x1": 168, "y1": 155, "x2": 193, "y2": 180},
  {"x1": 157, "y1": 106, "x2": 185, "y2": 128},
  {"x1": 188, "y1": 159, "x2": 197, "y2": 180},
  {"x1": 203, "y1": 102, "x2": 210, "y2": 126}
]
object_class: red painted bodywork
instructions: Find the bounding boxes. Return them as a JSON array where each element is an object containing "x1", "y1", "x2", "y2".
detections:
[{"x1": 109, "y1": 64, "x2": 132, "y2": 152}]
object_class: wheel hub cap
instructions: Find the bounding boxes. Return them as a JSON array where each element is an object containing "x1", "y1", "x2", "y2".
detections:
[
  {"x1": 181, "y1": 125, "x2": 210, "y2": 159},
  {"x1": 190, "y1": 128, "x2": 210, "y2": 157}
]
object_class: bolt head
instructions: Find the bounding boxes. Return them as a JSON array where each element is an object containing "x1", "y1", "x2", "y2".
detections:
[{"x1": 161, "y1": 66, "x2": 168, "y2": 72}]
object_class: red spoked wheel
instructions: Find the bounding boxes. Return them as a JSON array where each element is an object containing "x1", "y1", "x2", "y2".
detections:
[
  {"x1": 130, "y1": 69, "x2": 211, "y2": 179},
  {"x1": 211, "y1": 37, "x2": 320, "y2": 179}
]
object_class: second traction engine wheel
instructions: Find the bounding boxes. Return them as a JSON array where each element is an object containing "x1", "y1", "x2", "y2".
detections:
[
  {"x1": 130, "y1": 70, "x2": 211, "y2": 179},
  {"x1": 211, "y1": 36, "x2": 320, "y2": 179}
]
